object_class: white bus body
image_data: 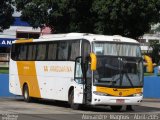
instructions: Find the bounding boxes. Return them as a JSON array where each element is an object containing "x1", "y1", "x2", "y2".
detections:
[{"x1": 9, "y1": 33, "x2": 143, "y2": 110}]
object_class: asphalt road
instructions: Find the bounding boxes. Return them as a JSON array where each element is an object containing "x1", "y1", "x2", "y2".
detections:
[{"x1": 0, "y1": 97, "x2": 160, "y2": 120}]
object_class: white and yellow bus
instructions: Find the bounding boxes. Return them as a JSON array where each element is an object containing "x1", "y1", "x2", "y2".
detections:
[{"x1": 9, "y1": 33, "x2": 143, "y2": 111}]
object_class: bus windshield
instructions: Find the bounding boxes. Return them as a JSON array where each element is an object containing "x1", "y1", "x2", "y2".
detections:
[{"x1": 92, "y1": 42, "x2": 143, "y2": 88}]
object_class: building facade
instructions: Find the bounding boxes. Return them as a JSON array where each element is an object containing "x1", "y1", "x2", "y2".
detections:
[{"x1": 0, "y1": 13, "x2": 40, "y2": 67}]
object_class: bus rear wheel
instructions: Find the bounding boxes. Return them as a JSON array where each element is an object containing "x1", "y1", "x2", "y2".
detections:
[
  {"x1": 23, "y1": 84, "x2": 32, "y2": 102},
  {"x1": 110, "y1": 105, "x2": 122, "y2": 111},
  {"x1": 69, "y1": 90, "x2": 81, "y2": 110}
]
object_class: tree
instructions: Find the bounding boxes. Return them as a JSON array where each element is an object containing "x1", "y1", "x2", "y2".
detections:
[
  {"x1": 15, "y1": 0, "x2": 160, "y2": 38},
  {"x1": 14, "y1": 0, "x2": 93, "y2": 33},
  {"x1": 148, "y1": 40, "x2": 160, "y2": 64},
  {"x1": 92, "y1": 0, "x2": 160, "y2": 39},
  {"x1": 0, "y1": 0, "x2": 14, "y2": 32}
]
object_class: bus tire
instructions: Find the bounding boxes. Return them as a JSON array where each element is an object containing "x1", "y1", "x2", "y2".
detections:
[
  {"x1": 69, "y1": 90, "x2": 81, "y2": 110},
  {"x1": 110, "y1": 105, "x2": 122, "y2": 111},
  {"x1": 23, "y1": 84, "x2": 32, "y2": 102}
]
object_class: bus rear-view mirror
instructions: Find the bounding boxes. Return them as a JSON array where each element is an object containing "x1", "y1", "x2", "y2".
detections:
[{"x1": 90, "y1": 53, "x2": 97, "y2": 71}]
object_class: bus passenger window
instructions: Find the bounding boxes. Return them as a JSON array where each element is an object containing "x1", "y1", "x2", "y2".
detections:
[
  {"x1": 28, "y1": 44, "x2": 36, "y2": 60},
  {"x1": 58, "y1": 42, "x2": 69, "y2": 60},
  {"x1": 37, "y1": 44, "x2": 47, "y2": 60},
  {"x1": 48, "y1": 43, "x2": 57, "y2": 60},
  {"x1": 11, "y1": 44, "x2": 20, "y2": 60},
  {"x1": 18, "y1": 45, "x2": 27, "y2": 60},
  {"x1": 69, "y1": 41, "x2": 80, "y2": 61}
]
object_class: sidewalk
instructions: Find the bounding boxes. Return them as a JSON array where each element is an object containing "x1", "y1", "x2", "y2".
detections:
[
  {"x1": 143, "y1": 98, "x2": 160, "y2": 102},
  {"x1": 141, "y1": 98, "x2": 160, "y2": 108}
]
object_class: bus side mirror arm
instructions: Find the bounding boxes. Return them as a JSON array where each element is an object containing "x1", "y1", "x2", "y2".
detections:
[{"x1": 90, "y1": 53, "x2": 97, "y2": 71}]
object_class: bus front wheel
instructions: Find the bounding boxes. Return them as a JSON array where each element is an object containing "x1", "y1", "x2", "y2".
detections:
[
  {"x1": 23, "y1": 84, "x2": 32, "y2": 102},
  {"x1": 69, "y1": 90, "x2": 81, "y2": 110}
]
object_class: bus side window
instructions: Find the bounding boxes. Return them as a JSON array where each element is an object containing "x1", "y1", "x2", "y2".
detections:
[
  {"x1": 58, "y1": 41, "x2": 69, "y2": 60},
  {"x1": 27, "y1": 44, "x2": 37, "y2": 60},
  {"x1": 11, "y1": 44, "x2": 18, "y2": 60},
  {"x1": 69, "y1": 41, "x2": 80, "y2": 61},
  {"x1": 48, "y1": 42, "x2": 57, "y2": 60},
  {"x1": 18, "y1": 45, "x2": 27, "y2": 60},
  {"x1": 37, "y1": 43, "x2": 47, "y2": 61}
]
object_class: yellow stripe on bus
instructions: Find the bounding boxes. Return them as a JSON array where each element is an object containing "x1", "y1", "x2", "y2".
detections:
[
  {"x1": 15, "y1": 39, "x2": 33, "y2": 43},
  {"x1": 96, "y1": 86, "x2": 142, "y2": 97},
  {"x1": 17, "y1": 61, "x2": 41, "y2": 98}
]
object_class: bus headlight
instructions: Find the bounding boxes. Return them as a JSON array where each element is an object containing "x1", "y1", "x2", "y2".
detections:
[
  {"x1": 93, "y1": 91, "x2": 108, "y2": 96},
  {"x1": 133, "y1": 93, "x2": 142, "y2": 97}
]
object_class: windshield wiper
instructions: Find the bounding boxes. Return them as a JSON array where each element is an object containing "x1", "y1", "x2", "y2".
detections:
[
  {"x1": 112, "y1": 57, "x2": 134, "y2": 87},
  {"x1": 112, "y1": 70, "x2": 134, "y2": 87},
  {"x1": 124, "y1": 72, "x2": 134, "y2": 87}
]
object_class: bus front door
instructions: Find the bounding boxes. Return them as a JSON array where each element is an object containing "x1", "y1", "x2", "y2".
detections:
[{"x1": 73, "y1": 57, "x2": 84, "y2": 104}]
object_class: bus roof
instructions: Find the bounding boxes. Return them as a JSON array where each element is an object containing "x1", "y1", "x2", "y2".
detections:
[{"x1": 13, "y1": 33, "x2": 139, "y2": 44}]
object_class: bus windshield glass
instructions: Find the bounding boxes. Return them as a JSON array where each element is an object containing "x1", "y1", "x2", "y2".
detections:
[{"x1": 92, "y1": 42, "x2": 143, "y2": 88}]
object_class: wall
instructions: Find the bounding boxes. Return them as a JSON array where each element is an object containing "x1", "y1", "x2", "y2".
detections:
[
  {"x1": 143, "y1": 76, "x2": 160, "y2": 98},
  {"x1": 0, "y1": 74, "x2": 13, "y2": 96}
]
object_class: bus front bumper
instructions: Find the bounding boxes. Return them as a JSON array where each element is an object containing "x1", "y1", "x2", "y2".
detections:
[{"x1": 91, "y1": 95, "x2": 143, "y2": 106}]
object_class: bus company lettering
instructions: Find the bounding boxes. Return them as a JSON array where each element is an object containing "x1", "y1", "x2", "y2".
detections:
[{"x1": 44, "y1": 66, "x2": 72, "y2": 72}]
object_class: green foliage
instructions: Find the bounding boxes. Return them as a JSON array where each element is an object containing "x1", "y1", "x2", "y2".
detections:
[
  {"x1": 0, "y1": 0, "x2": 14, "y2": 31},
  {"x1": 15, "y1": 0, "x2": 93, "y2": 33},
  {"x1": 0, "y1": 67, "x2": 9, "y2": 74},
  {"x1": 144, "y1": 73, "x2": 154, "y2": 76},
  {"x1": 92, "y1": 0, "x2": 160, "y2": 39},
  {"x1": 15, "y1": 0, "x2": 160, "y2": 38}
]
